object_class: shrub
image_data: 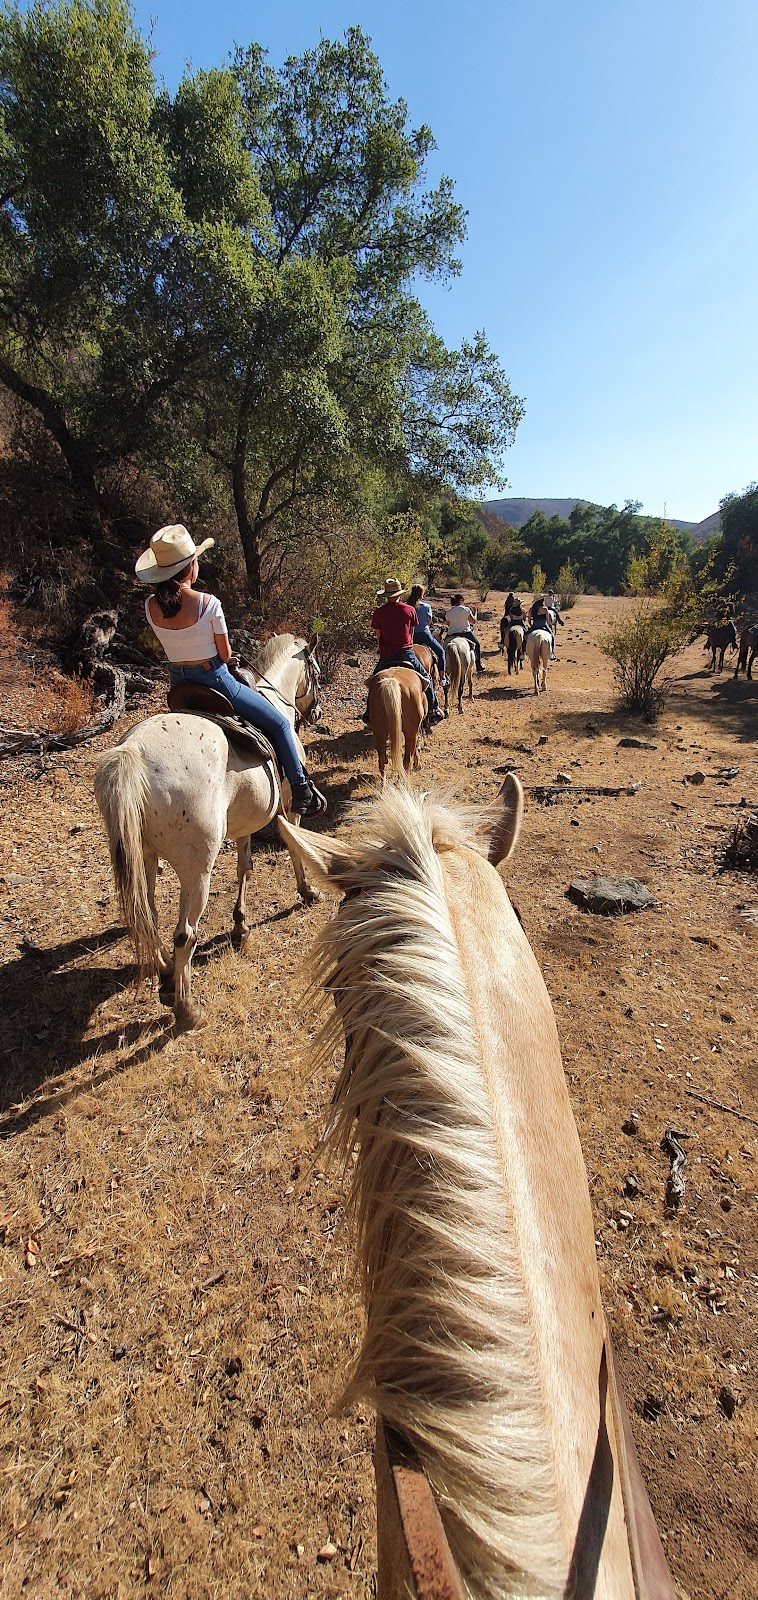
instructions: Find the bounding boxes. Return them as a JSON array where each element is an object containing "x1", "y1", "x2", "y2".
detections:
[
  {"x1": 530, "y1": 562, "x2": 546, "y2": 596},
  {"x1": 598, "y1": 601, "x2": 692, "y2": 721},
  {"x1": 555, "y1": 562, "x2": 580, "y2": 609},
  {"x1": 30, "y1": 670, "x2": 98, "y2": 733}
]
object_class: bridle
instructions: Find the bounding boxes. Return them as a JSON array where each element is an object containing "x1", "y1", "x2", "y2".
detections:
[{"x1": 256, "y1": 648, "x2": 322, "y2": 732}]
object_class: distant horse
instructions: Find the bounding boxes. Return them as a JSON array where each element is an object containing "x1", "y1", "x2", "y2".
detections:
[
  {"x1": 525, "y1": 626, "x2": 552, "y2": 693},
  {"x1": 367, "y1": 668, "x2": 426, "y2": 785},
  {"x1": 734, "y1": 623, "x2": 758, "y2": 680},
  {"x1": 506, "y1": 622, "x2": 525, "y2": 674},
  {"x1": 445, "y1": 635, "x2": 475, "y2": 713},
  {"x1": 94, "y1": 635, "x2": 323, "y2": 1031},
  {"x1": 704, "y1": 620, "x2": 737, "y2": 671},
  {"x1": 282, "y1": 783, "x2": 676, "y2": 1600}
]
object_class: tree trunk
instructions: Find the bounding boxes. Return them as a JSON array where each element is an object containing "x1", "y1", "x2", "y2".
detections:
[{"x1": 0, "y1": 358, "x2": 101, "y2": 536}]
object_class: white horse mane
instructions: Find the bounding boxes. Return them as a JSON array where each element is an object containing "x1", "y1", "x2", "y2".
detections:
[
  {"x1": 257, "y1": 632, "x2": 307, "y2": 672},
  {"x1": 309, "y1": 788, "x2": 566, "y2": 1599}
]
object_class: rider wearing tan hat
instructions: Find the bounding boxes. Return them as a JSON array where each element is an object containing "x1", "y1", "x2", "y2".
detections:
[
  {"x1": 137, "y1": 523, "x2": 326, "y2": 819},
  {"x1": 365, "y1": 576, "x2": 444, "y2": 723},
  {"x1": 135, "y1": 524, "x2": 215, "y2": 584}
]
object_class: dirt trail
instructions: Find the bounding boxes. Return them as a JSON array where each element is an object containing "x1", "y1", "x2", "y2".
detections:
[{"x1": 0, "y1": 593, "x2": 756, "y2": 1599}]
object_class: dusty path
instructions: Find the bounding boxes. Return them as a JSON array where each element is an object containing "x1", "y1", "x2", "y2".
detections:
[{"x1": 0, "y1": 594, "x2": 756, "y2": 1598}]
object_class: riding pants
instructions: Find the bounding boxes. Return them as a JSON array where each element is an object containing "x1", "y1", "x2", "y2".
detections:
[
  {"x1": 168, "y1": 658, "x2": 307, "y2": 787},
  {"x1": 413, "y1": 626, "x2": 446, "y2": 677}
]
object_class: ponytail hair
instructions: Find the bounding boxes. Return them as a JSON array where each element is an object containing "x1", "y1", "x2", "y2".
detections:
[
  {"x1": 409, "y1": 584, "x2": 424, "y2": 606},
  {"x1": 152, "y1": 561, "x2": 194, "y2": 618}
]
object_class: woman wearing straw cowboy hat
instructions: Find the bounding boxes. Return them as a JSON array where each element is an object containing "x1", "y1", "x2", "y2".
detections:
[
  {"x1": 363, "y1": 577, "x2": 444, "y2": 723},
  {"x1": 136, "y1": 525, "x2": 326, "y2": 818}
]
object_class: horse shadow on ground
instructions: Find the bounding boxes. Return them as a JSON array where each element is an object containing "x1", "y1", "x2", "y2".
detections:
[
  {"x1": 476, "y1": 682, "x2": 526, "y2": 704},
  {"x1": 0, "y1": 926, "x2": 175, "y2": 1134},
  {"x1": 668, "y1": 672, "x2": 758, "y2": 746}
]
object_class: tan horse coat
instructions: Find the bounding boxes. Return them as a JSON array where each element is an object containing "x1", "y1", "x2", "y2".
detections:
[
  {"x1": 367, "y1": 668, "x2": 426, "y2": 784},
  {"x1": 283, "y1": 784, "x2": 675, "y2": 1600}
]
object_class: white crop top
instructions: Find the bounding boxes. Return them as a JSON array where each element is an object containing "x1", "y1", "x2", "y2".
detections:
[{"x1": 145, "y1": 592, "x2": 228, "y2": 663}]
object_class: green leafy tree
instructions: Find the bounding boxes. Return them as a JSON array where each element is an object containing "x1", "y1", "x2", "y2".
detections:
[
  {"x1": 599, "y1": 601, "x2": 693, "y2": 721},
  {"x1": 530, "y1": 562, "x2": 546, "y2": 596},
  {"x1": 0, "y1": 0, "x2": 265, "y2": 532},
  {"x1": 716, "y1": 484, "x2": 758, "y2": 598}
]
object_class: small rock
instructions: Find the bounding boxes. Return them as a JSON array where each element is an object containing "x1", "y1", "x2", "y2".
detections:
[
  {"x1": 570, "y1": 817, "x2": 580, "y2": 826},
  {"x1": 720, "y1": 1196, "x2": 732, "y2": 1212},
  {"x1": 513, "y1": 742, "x2": 533, "y2": 754},
  {"x1": 2, "y1": 873, "x2": 32, "y2": 887},
  {"x1": 567, "y1": 876, "x2": 659, "y2": 915},
  {"x1": 622, "y1": 1113, "x2": 640, "y2": 1137},
  {"x1": 624, "y1": 1173, "x2": 640, "y2": 1197},
  {"x1": 684, "y1": 771, "x2": 706, "y2": 785},
  {"x1": 556, "y1": 772, "x2": 572, "y2": 784},
  {"x1": 717, "y1": 766, "x2": 740, "y2": 779},
  {"x1": 317, "y1": 1543, "x2": 338, "y2": 1563},
  {"x1": 537, "y1": 734, "x2": 548, "y2": 745},
  {"x1": 718, "y1": 1385, "x2": 740, "y2": 1419},
  {"x1": 617, "y1": 737, "x2": 657, "y2": 749}
]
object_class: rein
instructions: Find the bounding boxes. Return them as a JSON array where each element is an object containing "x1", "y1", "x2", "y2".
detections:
[{"x1": 254, "y1": 653, "x2": 320, "y2": 729}]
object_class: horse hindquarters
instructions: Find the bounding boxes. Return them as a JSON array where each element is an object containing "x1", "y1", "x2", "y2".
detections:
[{"x1": 374, "y1": 678, "x2": 404, "y2": 783}]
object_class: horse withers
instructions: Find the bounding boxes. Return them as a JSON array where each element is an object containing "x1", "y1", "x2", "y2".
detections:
[
  {"x1": 281, "y1": 783, "x2": 676, "y2": 1600},
  {"x1": 94, "y1": 634, "x2": 323, "y2": 1031},
  {"x1": 367, "y1": 668, "x2": 426, "y2": 786},
  {"x1": 445, "y1": 635, "x2": 475, "y2": 713}
]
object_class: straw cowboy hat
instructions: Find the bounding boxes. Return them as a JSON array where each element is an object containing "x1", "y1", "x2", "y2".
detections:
[
  {"x1": 135, "y1": 524, "x2": 215, "y2": 584},
  {"x1": 375, "y1": 577, "x2": 406, "y2": 602}
]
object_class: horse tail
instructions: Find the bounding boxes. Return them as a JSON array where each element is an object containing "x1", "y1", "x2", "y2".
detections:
[
  {"x1": 379, "y1": 678, "x2": 404, "y2": 777},
  {"x1": 94, "y1": 743, "x2": 160, "y2": 977}
]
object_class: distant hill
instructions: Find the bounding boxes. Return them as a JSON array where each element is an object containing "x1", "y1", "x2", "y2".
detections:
[{"x1": 480, "y1": 498, "x2": 719, "y2": 542}]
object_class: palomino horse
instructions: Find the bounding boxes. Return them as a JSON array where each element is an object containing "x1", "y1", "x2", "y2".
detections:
[
  {"x1": 367, "y1": 669, "x2": 426, "y2": 785},
  {"x1": 94, "y1": 635, "x2": 323, "y2": 1030},
  {"x1": 704, "y1": 620, "x2": 737, "y2": 672},
  {"x1": 525, "y1": 626, "x2": 552, "y2": 693},
  {"x1": 282, "y1": 783, "x2": 676, "y2": 1600},
  {"x1": 734, "y1": 622, "x2": 758, "y2": 680},
  {"x1": 445, "y1": 635, "x2": 475, "y2": 713},
  {"x1": 506, "y1": 622, "x2": 525, "y2": 675}
]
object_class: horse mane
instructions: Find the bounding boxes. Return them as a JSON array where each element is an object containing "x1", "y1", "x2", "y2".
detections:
[
  {"x1": 310, "y1": 788, "x2": 566, "y2": 1599},
  {"x1": 257, "y1": 632, "x2": 306, "y2": 672}
]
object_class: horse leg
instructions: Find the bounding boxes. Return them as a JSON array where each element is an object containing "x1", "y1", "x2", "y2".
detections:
[
  {"x1": 143, "y1": 847, "x2": 173, "y2": 979},
  {"x1": 282, "y1": 815, "x2": 322, "y2": 903},
  {"x1": 172, "y1": 865, "x2": 215, "y2": 1031},
  {"x1": 232, "y1": 835, "x2": 254, "y2": 948}
]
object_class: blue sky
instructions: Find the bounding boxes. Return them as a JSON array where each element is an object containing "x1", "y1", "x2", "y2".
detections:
[{"x1": 133, "y1": 0, "x2": 758, "y2": 523}]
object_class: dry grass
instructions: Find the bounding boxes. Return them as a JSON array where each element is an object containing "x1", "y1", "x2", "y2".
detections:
[
  {"x1": 28, "y1": 669, "x2": 98, "y2": 734},
  {"x1": 0, "y1": 594, "x2": 756, "y2": 1599}
]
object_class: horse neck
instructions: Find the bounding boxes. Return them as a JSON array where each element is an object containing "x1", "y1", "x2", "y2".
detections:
[
  {"x1": 317, "y1": 803, "x2": 631, "y2": 1596},
  {"x1": 258, "y1": 643, "x2": 303, "y2": 723}
]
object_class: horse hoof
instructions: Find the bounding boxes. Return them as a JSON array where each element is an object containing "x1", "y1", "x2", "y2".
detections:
[
  {"x1": 175, "y1": 999, "x2": 205, "y2": 1032},
  {"x1": 299, "y1": 886, "x2": 322, "y2": 906}
]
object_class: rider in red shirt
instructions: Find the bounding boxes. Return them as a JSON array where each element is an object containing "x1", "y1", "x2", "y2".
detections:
[{"x1": 364, "y1": 577, "x2": 444, "y2": 722}]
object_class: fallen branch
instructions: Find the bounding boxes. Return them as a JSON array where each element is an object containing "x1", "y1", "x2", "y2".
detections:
[
  {"x1": 500, "y1": 780, "x2": 642, "y2": 802},
  {"x1": 685, "y1": 1088, "x2": 758, "y2": 1128},
  {"x1": 661, "y1": 1128, "x2": 689, "y2": 1208},
  {"x1": 0, "y1": 664, "x2": 126, "y2": 758}
]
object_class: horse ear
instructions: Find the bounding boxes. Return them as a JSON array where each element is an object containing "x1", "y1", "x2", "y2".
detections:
[
  {"x1": 488, "y1": 773, "x2": 524, "y2": 867},
  {"x1": 278, "y1": 817, "x2": 359, "y2": 891}
]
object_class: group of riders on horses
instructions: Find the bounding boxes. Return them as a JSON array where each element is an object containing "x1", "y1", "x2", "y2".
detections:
[{"x1": 136, "y1": 522, "x2": 565, "y2": 811}]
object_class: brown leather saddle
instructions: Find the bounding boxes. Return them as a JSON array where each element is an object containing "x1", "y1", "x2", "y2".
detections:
[{"x1": 166, "y1": 681, "x2": 280, "y2": 769}]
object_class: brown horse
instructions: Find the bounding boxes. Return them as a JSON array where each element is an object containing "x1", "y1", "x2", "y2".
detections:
[
  {"x1": 734, "y1": 623, "x2": 758, "y2": 680},
  {"x1": 367, "y1": 668, "x2": 426, "y2": 785},
  {"x1": 704, "y1": 620, "x2": 738, "y2": 671},
  {"x1": 506, "y1": 622, "x2": 525, "y2": 674},
  {"x1": 282, "y1": 783, "x2": 676, "y2": 1600}
]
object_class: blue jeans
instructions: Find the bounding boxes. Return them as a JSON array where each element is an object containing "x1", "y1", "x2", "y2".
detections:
[
  {"x1": 413, "y1": 626, "x2": 446, "y2": 676},
  {"x1": 168, "y1": 659, "x2": 306, "y2": 787}
]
